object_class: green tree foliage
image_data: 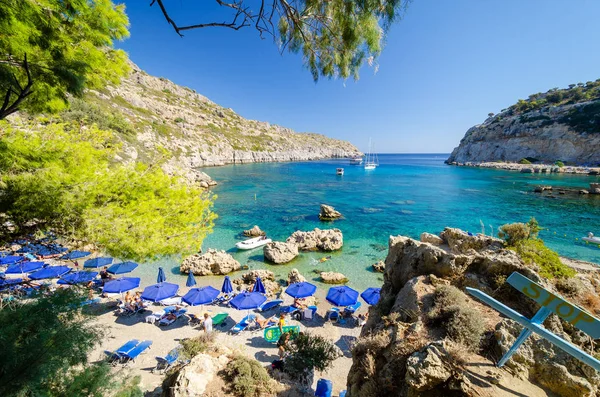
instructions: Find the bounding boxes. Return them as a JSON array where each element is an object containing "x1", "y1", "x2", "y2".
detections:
[
  {"x1": 0, "y1": 118, "x2": 216, "y2": 260},
  {"x1": 151, "y1": 0, "x2": 410, "y2": 81},
  {"x1": 222, "y1": 355, "x2": 276, "y2": 397},
  {"x1": 0, "y1": 0, "x2": 130, "y2": 119},
  {"x1": 498, "y1": 222, "x2": 530, "y2": 245},
  {"x1": 284, "y1": 332, "x2": 341, "y2": 381}
]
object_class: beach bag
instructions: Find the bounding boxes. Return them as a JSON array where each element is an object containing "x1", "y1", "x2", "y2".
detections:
[{"x1": 271, "y1": 359, "x2": 284, "y2": 371}]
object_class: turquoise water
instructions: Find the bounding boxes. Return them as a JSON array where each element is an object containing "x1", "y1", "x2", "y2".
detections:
[{"x1": 140, "y1": 154, "x2": 600, "y2": 291}]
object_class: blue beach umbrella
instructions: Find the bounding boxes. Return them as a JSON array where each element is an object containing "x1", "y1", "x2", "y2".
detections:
[
  {"x1": 60, "y1": 251, "x2": 91, "y2": 260},
  {"x1": 103, "y1": 277, "x2": 141, "y2": 294},
  {"x1": 230, "y1": 292, "x2": 267, "y2": 310},
  {"x1": 141, "y1": 282, "x2": 179, "y2": 302},
  {"x1": 185, "y1": 272, "x2": 197, "y2": 287},
  {"x1": 58, "y1": 271, "x2": 98, "y2": 285},
  {"x1": 0, "y1": 256, "x2": 24, "y2": 265},
  {"x1": 107, "y1": 261, "x2": 138, "y2": 275},
  {"x1": 182, "y1": 286, "x2": 220, "y2": 306},
  {"x1": 285, "y1": 281, "x2": 317, "y2": 299},
  {"x1": 253, "y1": 276, "x2": 266, "y2": 294},
  {"x1": 157, "y1": 267, "x2": 167, "y2": 283},
  {"x1": 0, "y1": 278, "x2": 23, "y2": 288},
  {"x1": 29, "y1": 266, "x2": 71, "y2": 280},
  {"x1": 361, "y1": 287, "x2": 381, "y2": 305},
  {"x1": 84, "y1": 257, "x2": 113, "y2": 268},
  {"x1": 37, "y1": 245, "x2": 68, "y2": 257},
  {"x1": 221, "y1": 276, "x2": 233, "y2": 294},
  {"x1": 5, "y1": 261, "x2": 45, "y2": 274},
  {"x1": 326, "y1": 286, "x2": 359, "y2": 307}
]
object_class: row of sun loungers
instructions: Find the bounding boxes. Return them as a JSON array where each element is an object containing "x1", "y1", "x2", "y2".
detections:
[{"x1": 105, "y1": 339, "x2": 153, "y2": 367}]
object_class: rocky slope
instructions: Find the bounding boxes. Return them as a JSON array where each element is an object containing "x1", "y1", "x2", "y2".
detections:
[
  {"x1": 448, "y1": 81, "x2": 600, "y2": 165},
  {"x1": 346, "y1": 228, "x2": 600, "y2": 397},
  {"x1": 84, "y1": 61, "x2": 360, "y2": 181}
]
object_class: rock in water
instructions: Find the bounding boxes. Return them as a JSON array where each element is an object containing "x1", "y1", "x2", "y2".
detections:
[
  {"x1": 263, "y1": 241, "x2": 298, "y2": 264},
  {"x1": 319, "y1": 204, "x2": 343, "y2": 221},
  {"x1": 372, "y1": 261, "x2": 385, "y2": 273},
  {"x1": 320, "y1": 271, "x2": 348, "y2": 284},
  {"x1": 243, "y1": 225, "x2": 265, "y2": 237},
  {"x1": 287, "y1": 268, "x2": 306, "y2": 284},
  {"x1": 286, "y1": 228, "x2": 343, "y2": 251},
  {"x1": 180, "y1": 249, "x2": 241, "y2": 275}
]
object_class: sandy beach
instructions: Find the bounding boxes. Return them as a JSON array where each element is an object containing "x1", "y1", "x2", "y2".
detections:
[{"x1": 87, "y1": 277, "x2": 362, "y2": 396}]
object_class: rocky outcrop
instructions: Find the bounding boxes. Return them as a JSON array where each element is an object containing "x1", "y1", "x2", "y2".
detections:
[
  {"x1": 320, "y1": 271, "x2": 348, "y2": 284},
  {"x1": 372, "y1": 261, "x2": 385, "y2": 273},
  {"x1": 319, "y1": 204, "x2": 343, "y2": 221},
  {"x1": 286, "y1": 228, "x2": 343, "y2": 251},
  {"x1": 243, "y1": 225, "x2": 265, "y2": 237},
  {"x1": 233, "y1": 269, "x2": 280, "y2": 296},
  {"x1": 180, "y1": 249, "x2": 241, "y2": 276},
  {"x1": 420, "y1": 232, "x2": 443, "y2": 246},
  {"x1": 263, "y1": 241, "x2": 298, "y2": 264},
  {"x1": 591, "y1": 183, "x2": 600, "y2": 194},
  {"x1": 165, "y1": 351, "x2": 230, "y2": 396},
  {"x1": 287, "y1": 268, "x2": 305, "y2": 284}
]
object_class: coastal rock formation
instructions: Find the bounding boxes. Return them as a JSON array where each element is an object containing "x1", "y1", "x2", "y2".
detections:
[
  {"x1": 243, "y1": 225, "x2": 265, "y2": 237},
  {"x1": 420, "y1": 232, "x2": 444, "y2": 246},
  {"x1": 263, "y1": 241, "x2": 298, "y2": 264},
  {"x1": 287, "y1": 268, "x2": 306, "y2": 284},
  {"x1": 233, "y1": 269, "x2": 280, "y2": 296},
  {"x1": 372, "y1": 261, "x2": 385, "y2": 273},
  {"x1": 180, "y1": 249, "x2": 241, "y2": 276},
  {"x1": 165, "y1": 351, "x2": 230, "y2": 396},
  {"x1": 319, "y1": 204, "x2": 343, "y2": 221},
  {"x1": 320, "y1": 271, "x2": 348, "y2": 284},
  {"x1": 591, "y1": 183, "x2": 600, "y2": 194},
  {"x1": 346, "y1": 228, "x2": 600, "y2": 397},
  {"x1": 286, "y1": 228, "x2": 343, "y2": 251}
]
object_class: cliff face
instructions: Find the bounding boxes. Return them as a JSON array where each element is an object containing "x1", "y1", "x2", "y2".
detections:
[
  {"x1": 448, "y1": 84, "x2": 600, "y2": 165},
  {"x1": 79, "y1": 62, "x2": 360, "y2": 180}
]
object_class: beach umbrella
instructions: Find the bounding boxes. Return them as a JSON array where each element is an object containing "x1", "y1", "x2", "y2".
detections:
[
  {"x1": 84, "y1": 257, "x2": 113, "y2": 268},
  {"x1": 103, "y1": 277, "x2": 141, "y2": 294},
  {"x1": 157, "y1": 267, "x2": 167, "y2": 283},
  {"x1": 0, "y1": 255, "x2": 24, "y2": 265},
  {"x1": 60, "y1": 251, "x2": 91, "y2": 260},
  {"x1": 253, "y1": 276, "x2": 266, "y2": 294},
  {"x1": 182, "y1": 286, "x2": 220, "y2": 306},
  {"x1": 185, "y1": 272, "x2": 197, "y2": 287},
  {"x1": 107, "y1": 261, "x2": 138, "y2": 275},
  {"x1": 326, "y1": 286, "x2": 359, "y2": 307},
  {"x1": 285, "y1": 281, "x2": 317, "y2": 299},
  {"x1": 37, "y1": 245, "x2": 68, "y2": 257},
  {"x1": 141, "y1": 282, "x2": 179, "y2": 302},
  {"x1": 29, "y1": 266, "x2": 71, "y2": 280},
  {"x1": 0, "y1": 278, "x2": 23, "y2": 288},
  {"x1": 360, "y1": 287, "x2": 381, "y2": 305},
  {"x1": 230, "y1": 291, "x2": 267, "y2": 310},
  {"x1": 5, "y1": 261, "x2": 45, "y2": 274},
  {"x1": 221, "y1": 275, "x2": 233, "y2": 294},
  {"x1": 58, "y1": 271, "x2": 98, "y2": 285}
]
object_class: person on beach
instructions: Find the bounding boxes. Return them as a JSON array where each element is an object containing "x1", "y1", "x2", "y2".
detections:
[
  {"x1": 293, "y1": 297, "x2": 307, "y2": 309},
  {"x1": 277, "y1": 332, "x2": 290, "y2": 359},
  {"x1": 202, "y1": 313, "x2": 213, "y2": 333},
  {"x1": 357, "y1": 312, "x2": 369, "y2": 327},
  {"x1": 278, "y1": 313, "x2": 285, "y2": 333},
  {"x1": 99, "y1": 266, "x2": 111, "y2": 284},
  {"x1": 255, "y1": 315, "x2": 275, "y2": 329}
]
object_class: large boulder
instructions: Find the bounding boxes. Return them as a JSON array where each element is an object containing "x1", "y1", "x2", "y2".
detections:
[
  {"x1": 319, "y1": 204, "x2": 343, "y2": 221},
  {"x1": 286, "y1": 228, "x2": 343, "y2": 251},
  {"x1": 233, "y1": 269, "x2": 280, "y2": 297},
  {"x1": 439, "y1": 227, "x2": 504, "y2": 254},
  {"x1": 320, "y1": 271, "x2": 348, "y2": 284},
  {"x1": 287, "y1": 268, "x2": 306, "y2": 284},
  {"x1": 243, "y1": 225, "x2": 265, "y2": 237},
  {"x1": 372, "y1": 261, "x2": 385, "y2": 273},
  {"x1": 405, "y1": 342, "x2": 452, "y2": 392},
  {"x1": 165, "y1": 352, "x2": 230, "y2": 396},
  {"x1": 263, "y1": 241, "x2": 298, "y2": 264},
  {"x1": 180, "y1": 249, "x2": 241, "y2": 276},
  {"x1": 420, "y1": 232, "x2": 444, "y2": 246}
]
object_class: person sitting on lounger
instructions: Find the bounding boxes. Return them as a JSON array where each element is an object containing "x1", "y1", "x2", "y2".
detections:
[
  {"x1": 293, "y1": 298, "x2": 307, "y2": 310},
  {"x1": 99, "y1": 267, "x2": 112, "y2": 284},
  {"x1": 357, "y1": 312, "x2": 369, "y2": 327},
  {"x1": 255, "y1": 315, "x2": 275, "y2": 329}
]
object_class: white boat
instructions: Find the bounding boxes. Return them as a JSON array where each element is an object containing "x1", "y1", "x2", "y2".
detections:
[
  {"x1": 582, "y1": 233, "x2": 600, "y2": 244},
  {"x1": 350, "y1": 157, "x2": 363, "y2": 165},
  {"x1": 235, "y1": 236, "x2": 272, "y2": 250},
  {"x1": 364, "y1": 138, "x2": 379, "y2": 170},
  {"x1": 336, "y1": 168, "x2": 344, "y2": 175}
]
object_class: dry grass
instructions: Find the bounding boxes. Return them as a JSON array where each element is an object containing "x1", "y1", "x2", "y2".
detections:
[
  {"x1": 581, "y1": 293, "x2": 600, "y2": 316},
  {"x1": 555, "y1": 277, "x2": 583, "y2": 297}
]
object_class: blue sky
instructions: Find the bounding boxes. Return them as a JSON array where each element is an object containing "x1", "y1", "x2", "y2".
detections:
[{"x1": 118, "y1": 0, "x2": 600, "y2": 153}]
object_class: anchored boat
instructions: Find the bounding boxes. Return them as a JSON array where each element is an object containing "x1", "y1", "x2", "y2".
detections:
[
  {"x1": 336, "y1": 168, "x2": 344, "y2": 175},
  {"x1": 582, "y1": 233, "x2": 600, "y2": 244},
  {"x1": 235, "y1": 236, "x2": 272, "y2": 250}
]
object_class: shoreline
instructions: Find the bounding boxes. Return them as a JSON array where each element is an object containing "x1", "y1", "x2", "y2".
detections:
[{"x1": 446, "y1": 160, "x2": 600, "y2": 175}]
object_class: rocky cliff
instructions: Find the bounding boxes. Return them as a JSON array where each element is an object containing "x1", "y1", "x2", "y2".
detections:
[
  {"x1": 448, "y1": 81, "x2": 600, "y2": 165},
  {"x1": 50, "y1": 61, "x2": 360, "y2": 182},
  {"x1": 346, "y1": 228, "x2": 600, "y2": 397}
]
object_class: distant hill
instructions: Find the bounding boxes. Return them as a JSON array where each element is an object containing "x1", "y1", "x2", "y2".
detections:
[{"x1": 447, "y1": 80, "x2": 600, "y2": 165}]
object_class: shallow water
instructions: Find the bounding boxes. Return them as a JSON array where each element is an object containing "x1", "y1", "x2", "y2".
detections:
[{"x1": 137, "y1": 154, "x2": 600, "y2": 291}]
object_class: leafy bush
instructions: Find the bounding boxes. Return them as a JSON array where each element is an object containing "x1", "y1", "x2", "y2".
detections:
[
  {"x1": 511, "y1": 239, "x2": 575, "y2": 279},
  {"x1": 180, "y1": 332, "x2": 215, "y2": 360},
  {"x1": 61, "y1": 98, "x2": 134, "y2": 135},
  {"x1": 284, "y1": 333, "x2": 341, "y2": 381},
  {"x1": 555, "y1": 160, "x2": 565, "y2": 167},
  {"x1": 518, "y1": 158, "x2": 531, "y2": 164},
  {"x1": 174, "y1": 117, "x2": 185, "y2": 123},
  {"x1": 428, "y1": 285, "x2": 485, "y2": 351},
  {"x1": 222, "y1": 355, "x2": 275, "y2": 397},
  {"x1": 498, "y1": 222, "x2": 530, "y2": 245}
]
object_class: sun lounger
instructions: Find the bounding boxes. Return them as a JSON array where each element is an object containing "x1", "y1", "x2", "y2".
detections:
[
  {"x1": 326, "y1": 307, "x2": 340, "y2": 322},
  {"x1": 158, "y1": 296, "x2": 183, "y2": 306},
  {"x1": 187, "y1": 313, "x2": 202, "y2": 327},
  {"x1": 229, "y1": 313, "x2": 257, "y2": 334},
  {"x1": 263, "y1": 325, "x2": 300, "y2": 343},
  {"x1": 216, "y1": 292, "x2": 235, "y2": 304},
  {"x1": 152, "y1": 347, "x2": 183, "y2": 374},
  {"x1": 105, "y1": 339, "x2": 140, "y2": 364},
  {"x1": 279, "y1": 305, "x2": 299, "y2": 315},
  {"x1": 343, "y1": 302, "x2": 361, "y2": 316},
  {"x1": 212, "y1": 312, "x2": 229, "y2": 327},
  {"x1": 119, "y1": 340, "x2": 152, "y2": 366},
  {"x1": 146, "y1": 306, "x2": 176, "y2": 324},
  {"x1": 257, "y1": 299, "x2": 283, "y2": 312},
  {"x1": 158, "y1": 308, "x2": 187, "y2": 326}
]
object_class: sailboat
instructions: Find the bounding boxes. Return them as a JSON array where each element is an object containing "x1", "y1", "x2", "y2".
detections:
[{"x1": 364, "y1": 138, "x2": 379, "y2": 170}]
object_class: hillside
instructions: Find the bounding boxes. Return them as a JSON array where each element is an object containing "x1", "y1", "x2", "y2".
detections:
[
  {"x1": 28, "y1": 61, "x2": 361, "y2": 183},
  {"x1": 447, "y1": 81, "x2": 600, "y2": 165}
]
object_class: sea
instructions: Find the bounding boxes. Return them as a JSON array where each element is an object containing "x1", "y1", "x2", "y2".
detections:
[{"x1": 139, "y1": 154, "x2": 600, "y2": 291}]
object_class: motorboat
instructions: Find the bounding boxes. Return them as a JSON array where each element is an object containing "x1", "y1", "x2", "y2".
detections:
[
  {"x1": 582, "y1": 233, "x2": 600, "y2": 244},
  {"x1": 336, "y1": 168, "x2": 344, "y2": 175},
  {"x1": 235, "y1": 236, "x2": 272, "y2": 250},
  {"x1": 364, "y1": 138, "x2": 379, "y2": 170},
  {"x1": 350, "y1": 157, "x2": 363, "y2": 165}
]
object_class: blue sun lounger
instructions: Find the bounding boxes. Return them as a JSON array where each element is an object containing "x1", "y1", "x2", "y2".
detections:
[
  {"x1": 152, "y1": 347, "x2": 184, "y2": 374},
  {"x1": 257, "y1": 299, "x2": 283, "y2": 312},
  {"x1": 344, "y1": 302, "x2": 361, "y2": 315},
  {"x1": 119, "y1": 340, "x2": 152, "y2": 366},
  {"x1": 105, "y1": 339, "x2": 139, "y2": 364},
  {"x1": 229, "y1": 313, "x2": 257, "y2": 334}
]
